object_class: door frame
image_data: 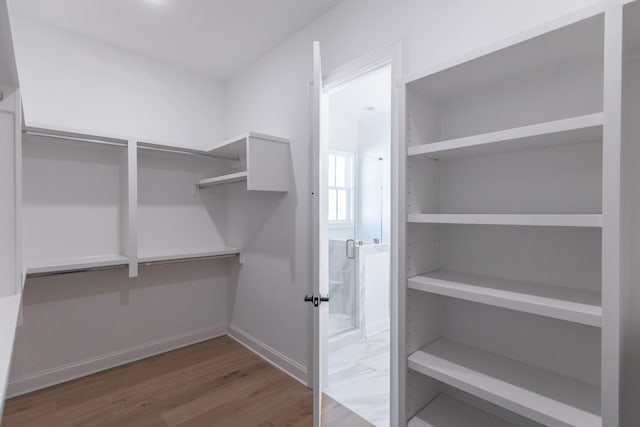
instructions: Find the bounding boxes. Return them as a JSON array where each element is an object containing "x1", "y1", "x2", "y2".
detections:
[{"x1": 311, "y1": 39, "x2": 405, "y2": 427}]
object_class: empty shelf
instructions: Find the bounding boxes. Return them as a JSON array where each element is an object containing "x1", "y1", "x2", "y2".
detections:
[
  {"x1": 197, "y1": 171, "x2": 248, "y2": 188},
  {"x1": 408, "y1": 338, "x2": 601, "y2": 427},
  {"x1": 409, "y1": 394, "x2": 514, "y2": 427},
  {"x1": 138, "y1": 248, "x2": 241, "y2": 264},
  {"x1": 0, "y1": 294, "x2": 22, "y2": 416},
  {"x1": 409, "y1": 270, "x2": 601, "y2": 327},
  {"x1": 408, "y1": 113, "x2": 603, "y2": 160},
  {"x1": 407, "y1": 213, "x2": 603, "y2": 227},
  {"x1": 26, "y1": 255, "x2": 129, "y2": 276}
]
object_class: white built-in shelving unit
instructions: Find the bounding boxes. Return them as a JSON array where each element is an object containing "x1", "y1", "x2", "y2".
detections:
[
  {"x1": 20, "y1": 128, "x2": 289, "y2": 278},
  {"x1": 401, "y1": 2, "x2": 636, "y2": 425}
]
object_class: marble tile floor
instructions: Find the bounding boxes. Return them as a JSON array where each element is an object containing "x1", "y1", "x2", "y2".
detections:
[{"x1": 324, "y1": 329, "x2": 390, "y2": 427}]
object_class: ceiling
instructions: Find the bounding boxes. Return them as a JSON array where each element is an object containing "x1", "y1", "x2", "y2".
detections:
[{"x1": 8, "y1": 0, "x2": 342, "y2": 79}]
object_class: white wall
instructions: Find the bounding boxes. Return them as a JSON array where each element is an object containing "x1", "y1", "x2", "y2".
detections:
[
  {"x1": 9, "y1": 261, "x2": 230, "y2": 396},
  {"x1": 7, "y1": 15, "x2": 232, "y2": 396},
  {"x1": 9, "y1": 17, "x2": 226, "y2": 150},
  {"x1": 223, "y1": 0, "x2": 639, "y2": 414}
]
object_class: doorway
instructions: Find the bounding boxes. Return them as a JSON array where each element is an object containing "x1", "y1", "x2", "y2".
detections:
[{"x1": 322, "y1": 65, "x2": 392, "y2": 427}]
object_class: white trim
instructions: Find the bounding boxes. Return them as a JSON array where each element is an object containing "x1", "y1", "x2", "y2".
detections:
[
  {"x1": 6, "y1": 324, "x2": 227, "y2": 398},
  {"x1": 601, "y1": 5, "x2": 624, "y2": 426},
  {"x1": 227, "y1": 325, "x2": 309, "y2": 386},
  {"x1": 14, "y1": 89, "x2": 22, "y2": 295}
]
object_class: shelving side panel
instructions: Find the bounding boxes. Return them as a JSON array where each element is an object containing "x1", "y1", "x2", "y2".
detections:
[
  {"x1": 407, "y1": 157, "x2": 439, "y2": 215},
  {"x1": 405, "y1": 288, "x2": 441, "y2": 420},
  {"x1": 22, "y1": 135, "x2": 126, "y2": 264},
  {"x1": 246, "y1": 137, "x2": 289, "y2": 192},
  {"x1": 601, "y1": 6, "x2": 624, "y2": 426},
  {"x1": 406, "y1": 224, "x2": 439, "y2": 278},
  {"x1": 621, "y1": 3, "x2": 640, "y2": 427},
  {"x1": 137, "y1": 150, "x2": 230, "y2": 257},
  {"x1": 406, "y1": 91, "x2": 441, "y2": 147}
]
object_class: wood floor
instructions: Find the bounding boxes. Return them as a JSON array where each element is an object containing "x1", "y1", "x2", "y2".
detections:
[{"x1": 2, "y1": 336, "x2": 373, "y2": 427}]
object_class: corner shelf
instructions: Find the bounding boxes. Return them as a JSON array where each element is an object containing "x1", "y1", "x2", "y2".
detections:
[
  {"x1": 197, "y1": 171, "x2": 248, "y2": 188},
  {"x1": 408, "y1": 338, "x2": 601, "y2": 427},
  {"x1": 197, "y1": 132, "x2": 290, "y2": 191},
  {"x1": 409, "y1": 394, "x2": 514, "y2": 427},
  {"x1": 26, "y1": 255, "x2": 129, "y2": 276},
  {"x1": 407, "y1": 213, "x2": 603, "y2": 228},
  {"x1": 409, "y1": 270, "x2": 601, "y2": 327},
  {"x1": 408, "y1": 113, "x2": 603, "y2": 160}
]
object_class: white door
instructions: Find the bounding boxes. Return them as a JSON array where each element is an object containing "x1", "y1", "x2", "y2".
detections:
[{"x1": 309, "y1": 40, "x2": 329, "y2": 427}]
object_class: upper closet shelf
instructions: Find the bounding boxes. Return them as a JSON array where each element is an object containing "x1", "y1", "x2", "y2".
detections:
[
  {"x1": 408, "y1": 113, "x2": 603, "y2": 160},
  {"x1": 26, "y1": 255, "x2": 129, "y2": 276},
  {"x1": 408, "y1": 338, "x2": 601, "y2": 427},
  {"x1": 197, "y1": 132, "x2": 290, "y2": 192},
  {"x1": 409, "y1": 270, "x2": 602, "y2": 327},
  {"x1": 409, "y1": 393, "x2": 515, "y2": 427},
  {"x1": 408, "y1": 213, "x2": 603, "y2": 227}
]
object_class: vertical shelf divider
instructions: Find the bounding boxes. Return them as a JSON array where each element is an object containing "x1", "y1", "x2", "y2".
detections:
[
  {"x1": 602, "y1": 6, "x2": 624, "y2": 426},
  {"x1": 127, "y1": 140, "x2": 138, "y2": 278}
]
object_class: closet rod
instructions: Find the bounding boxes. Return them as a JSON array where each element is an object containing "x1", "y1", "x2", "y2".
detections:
[
  {"x1": 24, "y1": 129, "x2": 128, "y2": 148},
  {"x1": 137, "y1": 141, "x2": 239, "y2": 161},
  {"x1": 26, "y1": 263, "x2": 128, "y2": 278},
  {"x1": 140, "y1": 253, "x2": 239, "y2": 267}
]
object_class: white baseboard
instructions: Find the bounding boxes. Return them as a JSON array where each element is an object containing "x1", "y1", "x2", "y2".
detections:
[
  {"x1": 227, "y1": 324, "x2": 309, "y2": 386},
  {"x1": 7, "y1": 324, "x2": 227, "y2": 398}
]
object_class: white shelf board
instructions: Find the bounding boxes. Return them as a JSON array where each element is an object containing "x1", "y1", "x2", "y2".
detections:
[
  {"x1": 26, "y1": 255, "x2": 129, "y2": 275},
  {"x1": 0, "y1": 294, "x2": 22, "y2": 417},
  {"x1": 408, "y1": 113, "x2": 603, "y2": 160},
  {"x1": 207, "y1": 132, "x2": 289, "y2": 156},
  {"x1": 409, "y1": 270, "x2": 602, "y2": 327},
  {"x1": 138, "y1": 248, "x2": 241, "y2": 264},
  {"x1": 409, "y1": 394, "x2": 514, "y2": 427},
  {"x1": 408, "y1": 338, "x2": 601, "y2": 427},
  {"x1": 197, "y1": 171, "x2": 248, "y2": 188},
  {"x1": 408, "y1": 213, "x2": 603, "y2": 228}
]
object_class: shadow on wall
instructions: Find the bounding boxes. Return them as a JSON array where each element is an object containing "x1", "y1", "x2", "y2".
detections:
[{"x1": 199, "y1": 184, "x2": 230, "y2": 245}]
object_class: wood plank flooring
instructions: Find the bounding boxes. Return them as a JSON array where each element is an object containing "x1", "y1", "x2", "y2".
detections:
[{"x1": 2, "y1": 336, "x2": 373, "y2": 427}]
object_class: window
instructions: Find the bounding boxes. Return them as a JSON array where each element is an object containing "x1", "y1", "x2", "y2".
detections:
[{"x1": 328, "y1": 151, "x2": 353, "y2": 222}]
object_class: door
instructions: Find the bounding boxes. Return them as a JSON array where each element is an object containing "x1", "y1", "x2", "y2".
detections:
[{"x1": 310, "y1": 40, "x2": 329, "y2": 427}]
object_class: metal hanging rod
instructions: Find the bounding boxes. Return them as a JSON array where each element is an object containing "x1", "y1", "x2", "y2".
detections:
[
  {"x1": 24, "y1": 128, "x2": 128, "y2": 148},
  {"x1": 26, "y1": 253, "x2": 240, "y2": 278},
  {"x1": 137, "y1": 141, "x2": 239, "y2": 161},
  {"x1": 140, "y1": 253, "x2": 239, "y2": 267},
  {"x1": 23, "y1": 127, "x2": 240, "y2": 161},
  {"x1": 26, "y1": 263, "x2": 129, "y2": 279}
]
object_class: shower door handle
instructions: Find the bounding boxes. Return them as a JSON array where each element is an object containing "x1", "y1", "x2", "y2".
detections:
[{"x1": 346, "y1": 239, "x2": 356, "y2": 259}]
